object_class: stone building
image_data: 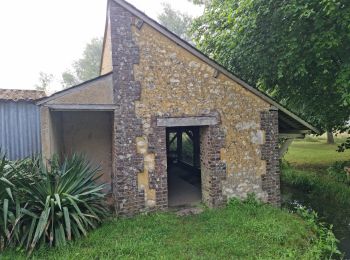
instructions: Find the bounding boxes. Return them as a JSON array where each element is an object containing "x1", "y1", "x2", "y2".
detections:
[{"x1": 37, "y1": 0, "x2": 318, "y2": 216}]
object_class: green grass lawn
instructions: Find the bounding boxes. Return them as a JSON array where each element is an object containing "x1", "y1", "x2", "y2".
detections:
[
  {"x1": 3, "y1": 135, "x2": 345, "y2": 259},
  {"x1": 284, "y1": 136, "x2": 350, "y2": 169},
  {"x1": 2, "y1": 201, "x2": 318, "y2": 260}
]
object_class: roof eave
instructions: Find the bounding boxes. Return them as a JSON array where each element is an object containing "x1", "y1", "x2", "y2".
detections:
[{"x1": 36, "y1": 72, "x2": 113, "y2": 106}]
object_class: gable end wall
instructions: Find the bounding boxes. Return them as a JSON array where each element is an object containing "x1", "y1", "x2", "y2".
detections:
[
  {"x1": 101, "y1": 14, "x2": 113, "y2": 75},
  {"x1": 109, "y1": 1, "x2": 280, "y2": 215}
]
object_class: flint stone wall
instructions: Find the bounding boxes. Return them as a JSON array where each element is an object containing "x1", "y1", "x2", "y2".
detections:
[{"x1": 109, "y1": 1, "x2": 281, "y2": 215}]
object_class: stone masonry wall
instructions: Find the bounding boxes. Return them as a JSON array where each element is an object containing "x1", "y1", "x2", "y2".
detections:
[
  {"x1": 108, "y1": 1, "x2": 281, "y2": 214},
  {"x1": 261, "y1": 109, "x2": 280, "y2": 205},
  {"x1": 200, "y1": 125, "x2": 227, "y2": 207},
  {"x1": 132, "y1": 22, "x2": 275, "y2": 205},
  {"x1": 110, "y1": 1, "x2": 145, "y2": 215}
]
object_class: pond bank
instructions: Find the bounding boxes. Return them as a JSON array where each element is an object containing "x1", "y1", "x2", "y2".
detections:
[{"x1": 281, "y1": 167, "x2": 350, "y2": 257}]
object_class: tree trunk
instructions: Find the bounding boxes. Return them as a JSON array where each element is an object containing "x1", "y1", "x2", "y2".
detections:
[{"x1": 327, "y1": 131, "x2": 335, "y2": 144}]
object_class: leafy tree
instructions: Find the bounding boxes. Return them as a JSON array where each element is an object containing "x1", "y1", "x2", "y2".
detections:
[
  {"x1": 34, "y1": 72, "x2": 53, "y2": 92},
  {"x1": 62, "y1": 71, "x2": 79, "y2": 88},
  {"x1": 191, "y1": 0, "x2": 350, "y2": 144},
  {"x1": 158, "y1": 3, "x2": 193, "y2": 42},
  {"x1": 188, "y1": 0, "x2": 211, "y2": 6},
  {"x1": 338, "y1": 134, "x2": 350, "y2": 152},
  {"x1": 61, "y1": 38, "x2": 103, "y2": 88}
]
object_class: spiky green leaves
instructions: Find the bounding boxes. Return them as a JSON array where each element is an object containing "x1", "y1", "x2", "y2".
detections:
[{"x1": 0, "y1": 154, "x2": 109, "y2": 254}]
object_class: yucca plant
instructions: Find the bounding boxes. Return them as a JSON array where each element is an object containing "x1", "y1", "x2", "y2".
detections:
[
  {"x1": 16, "y1": 154, "x2": 109, "y2": 254},
  {"x1": 0, "y1": 153, "x2": 13, "y2": 249},
  {"x1": 0, "y1": 153, "x2": 109, "y2": 254},
  {"x1": 0, "y1": 153, "x2": 25, "y2": 250}
]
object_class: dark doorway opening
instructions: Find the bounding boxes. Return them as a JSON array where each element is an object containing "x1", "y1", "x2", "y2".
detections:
[{"x1": 166, "y1": 126, "x2": 201, "y2": 207}]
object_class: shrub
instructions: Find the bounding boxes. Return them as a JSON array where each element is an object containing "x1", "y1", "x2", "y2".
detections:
[
  {"x1": 0, "y1": 154, "x2": 109, "y2": 254},
  {"x1": 0, "y1": 154, "x2": 35, "y2": 249},
  {"x1": 304, "y1": 135, "x2": 321, "y2": 143},
  {"x1": 327, "y1": 161, "x2": 350, "y2": 185},
  {"x1": 295, "y1": 206, "x2": 341, "y2": 259},
  {"x1": 282, "y1": 164, "x2": 350, "y2": 206},
  {"x1": 0, "y1": 154, "x2": 18, "y2": 250}
]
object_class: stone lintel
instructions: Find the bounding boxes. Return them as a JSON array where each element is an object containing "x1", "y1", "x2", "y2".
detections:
[{"x1": 157, "y1": 116, "x2": 218, "y2": 127}]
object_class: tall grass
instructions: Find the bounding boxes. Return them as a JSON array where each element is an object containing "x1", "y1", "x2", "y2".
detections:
[{"x1": 281, "y1": 162, "x2": 350, "y2": 207}]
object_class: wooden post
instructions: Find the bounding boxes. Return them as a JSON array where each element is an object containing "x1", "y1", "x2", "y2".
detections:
[
  {"x1": 279, "y1": 138, "x2": 294, "y2": 159},
  {"x1": 193, "y1": 127, "x2": 200, "y2": 168},
  {"x1": 166, "y1": 130, "x2": 170, "y2": 154},
  {"x1": 177, "y1": 129, "x2": 182, "y2": 162}
]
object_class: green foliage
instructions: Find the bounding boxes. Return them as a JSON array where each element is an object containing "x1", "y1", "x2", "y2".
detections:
[
  {"x1": 158, "y1": 3, "x2": 193, "y2": 42},
  {"x1": 61, "y1": 71, "x2": 79, "y2": 89},
  {"x1": 34, "y1": 72, "x2": 53, "y2": 92},
  {"x1": 0, "y1": 154, "x2": 109, "y2": 254},
  {"x1": 282, "y1": 164, "x2": 350, "y2": 207},
  {"x1": 188, "y1": 0, "x2": 211, "y2": 6},
  {"x1": 191, "y1": 0, "x2": 350, "y2": 133},
  {"x1": 338, "y1": 134, "x2": 350, "y2": 152},
  {"x1": 0, "y1": 155, "x2": 38, "y2": 250},
  {"x1": 181, "y1": 132, "x2": 194, "y2": 165},
  {"x1": 0, "y1": 154, "x2": 17, "y2": 250},
  {"x1": 3, "y1": 199, "x2": 333, "y2": 259},
  {"x1": 284, "y1": 137, "x2": 350, "y2": 169},
  {"x1": 61, "y1": 38, "x2": 103, "y2": 88},
  {"x1": 304, "y1": 135, "x2": 321, "y2": 143},
  {"x1": 295, "y1": 206, "x2": 341, "y2": 258},
  {"x1": 234, "y1": 193, "x2": 340, "y2": 258},
  {"x1": 327, "y1": 160, "x2": 350, "y2": 184},
  {"x1": 242, "y1": 192, "x2": 261, "y2": 207}
]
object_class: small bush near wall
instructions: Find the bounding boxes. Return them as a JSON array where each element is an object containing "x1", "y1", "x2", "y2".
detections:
[
  {"x1": 294, "y1": 205, "x2": 340, "y2": 258},
  {"x1": 0, "y1": 153, "x2": 109, "y2": 255},
  {"x1": 327, "y1": 161, "x2": 350, "y2": 185}
]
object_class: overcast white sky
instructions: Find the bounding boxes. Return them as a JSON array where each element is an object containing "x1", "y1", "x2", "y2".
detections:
[{"x1": 0, "y1": 0, "x2": 203, "y2": 92}]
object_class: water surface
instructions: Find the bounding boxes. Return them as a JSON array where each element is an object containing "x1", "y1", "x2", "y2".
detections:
[{"x1": 282, "y1": 184, "x2": 350, "y2": 258}]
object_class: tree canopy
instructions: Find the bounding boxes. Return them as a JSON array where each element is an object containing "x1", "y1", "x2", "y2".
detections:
[
  {"x1": 61, "y1": 38, "x2": 103, "y2": 88},
  {"x1": 34, "y1": 72, "x2": 53, "y2": 92},
  {"x1": 191, "y1": 0, "x2": 350, "y2": 134},
  {"x1": 188, "y1": 0, "x2": 211, "y2": 6},
  {"x1": 158, "y1": 3, "x2": 193, "y2": 42}
]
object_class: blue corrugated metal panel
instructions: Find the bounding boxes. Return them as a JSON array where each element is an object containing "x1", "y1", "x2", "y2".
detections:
[{"x1": 0, "y1": 101, "x2": 41, "y2": 160}]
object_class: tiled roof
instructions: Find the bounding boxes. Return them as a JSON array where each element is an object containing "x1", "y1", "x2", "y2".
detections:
[{"x1": 0, "y1": 89, "x2": 46, "y2": 102}]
